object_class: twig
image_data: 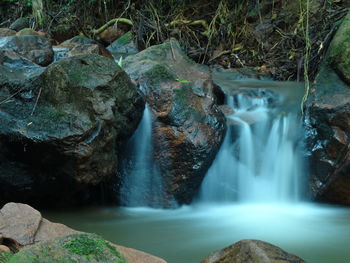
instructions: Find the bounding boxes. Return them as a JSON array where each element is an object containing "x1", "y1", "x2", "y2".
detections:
[
  {"x1": 91, "y1": 18, "x2": 133, "y2": 35},
  {"x1": 31, "y1": 87, "x2": 42, "y2": 116}
]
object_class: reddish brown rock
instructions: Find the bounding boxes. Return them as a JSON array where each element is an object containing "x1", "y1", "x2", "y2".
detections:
[
  {"x1": 0, "y1": 203, "x2": 168, "y2": 263},
  {"x1": 0, "y1": 28, "x2": 16, "y2": 37},
  {"x1": 201, "y1": 239, "x2": 306, "y2": 263},
  {"x1": 54, "y1": 36, "x2": 113, "y2": 60},
  {"x1": 124, "y1": 40, "x2": 226, "y2": 205},
  {"x1": 98, "y1": 23, "x2": 128, "y2": 44},
  {"x1": 114, "y1": 245, "x2": 167, "y2": 263},
  {"x1": 0, "y1": 245, "x2": 11, "y2": 253},
  {"x1": 0, "y1": 203, "x2": 41, "y2": 246}
]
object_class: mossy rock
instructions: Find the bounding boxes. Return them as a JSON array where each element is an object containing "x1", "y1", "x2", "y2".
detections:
[
  {"x1": 16, "y1": 28, "x2": 37, "y2": 36},
  {"x1": 8, "y1": 233, "x2": 128, "y2": 263},
  {"x1": 328, "y1": 10, "x2": 350, "y2": 85},
  {"x1": 144, "y1": 64, "x2": 176, "y2": 86}
]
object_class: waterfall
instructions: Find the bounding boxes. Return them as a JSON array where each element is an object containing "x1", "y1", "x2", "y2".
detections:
[
  {"x1": 120, "y1": 105, "x2": 164, "y2": 207},
  {"x1": 200, "y1": 90, "x2": 304, "y2": 203}
]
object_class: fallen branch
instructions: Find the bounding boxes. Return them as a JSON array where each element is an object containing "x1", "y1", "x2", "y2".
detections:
[
  {"x1": 91, "y1": 18, "x2": 133, "y2": 35},
  {"x1": 165, "y1": 19, "x2": 209, "y2": 31}
]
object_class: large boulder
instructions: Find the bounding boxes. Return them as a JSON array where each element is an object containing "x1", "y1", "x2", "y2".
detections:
[
  {"x1": 123, "y1": 40, "x2": 226, "y2": 205},
  {"x1": 0, "y1": 35, "x2": 53, "y2": 66},
  {"x1": 0, "y1": 54, "x2": 144, "y2": 206},
  {"x1": 0, "y1": 203, "x2": 167, "y2": 263},
  {"x1": 305, "y1": 10, "x2": 350, "y2": 205},
  {"x1": 201, "y1": 239, "x2": 306, "y2": 263}
]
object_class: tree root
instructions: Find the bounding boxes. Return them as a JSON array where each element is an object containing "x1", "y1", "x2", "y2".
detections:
[{"x1": 91, "y1": 18, "x2": 133, "y2": 35}]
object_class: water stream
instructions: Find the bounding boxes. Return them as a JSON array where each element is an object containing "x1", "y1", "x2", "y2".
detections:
[
  {"x1": 44, "y1": 79, "x2": 350, "y2": 263},
  {"x1": 200, "y1": 92, "x2": 304, "y2": 203},
  {"x1": 119, "y1": 105, "x2": 164, "y2": 207}
]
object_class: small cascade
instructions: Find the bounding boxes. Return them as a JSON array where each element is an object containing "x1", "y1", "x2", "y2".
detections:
[
  {"x1": 200, "y1": 89, "x2": 304, "y2": 203},
  {"x1": 120, "y1": 105, "x2": 164, "y2": 207}
]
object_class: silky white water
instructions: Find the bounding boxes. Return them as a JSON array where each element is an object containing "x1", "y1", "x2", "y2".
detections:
[
  {"x1": 45, "y1": 81, "x2": 350, "y2": 263},
  {"x1": 200, "y1": 92, "x2": 304, "y2": 203},
  {"x1": 119, "y1": 105, "x2": 163, "y2": 207}
]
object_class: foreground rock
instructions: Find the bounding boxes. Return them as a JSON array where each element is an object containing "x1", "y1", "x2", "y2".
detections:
[
  {"x1": 0, "y1": 54, "x2": 144, "y2": 206},
  {"x1": 0, "y1": 203, "x2": 167, "y2": 263},
  {"x1": 123, "y1": 40, "x2": 226, "y2": 205},
  {"x1": 305, "y1": 10, "x2": 350, "y2": 205},
  {"x1": 0, "y1": 35, "x2": 53, "y2": 66},
  {"x1": 201, "y1": 239, "x2": 305, "y2": 263}
]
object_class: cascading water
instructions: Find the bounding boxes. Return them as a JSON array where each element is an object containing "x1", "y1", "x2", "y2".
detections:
[
  {"x1": 200, "y1": 88, "x2": 305, "y2": 203},
  {"x1": 119, "y1": 104, "x2": 164, "y2": 207}
]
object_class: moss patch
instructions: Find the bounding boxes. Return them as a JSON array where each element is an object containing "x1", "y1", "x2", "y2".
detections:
[
  {"x1": 144, "y1": 64, "x2": 176, "y2": 85},
  {"x1": 62, "y1": 234, "x2": 126, "y2": 262},
  {"x1": 7, "y1": 234, "x2": 128, "y2": 263},
  {"x1": 0, "y1": 251, "x2": 12, "y2": 263}
]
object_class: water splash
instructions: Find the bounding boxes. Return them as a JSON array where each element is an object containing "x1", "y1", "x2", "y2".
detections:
[
  {"x1": 120, "y1": 105, "x2": 164, "y2": 207},
  {"x1": 200, "y1": 91, "x2": 305, "y2": 203}
]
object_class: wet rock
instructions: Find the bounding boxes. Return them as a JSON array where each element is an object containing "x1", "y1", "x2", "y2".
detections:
[
  {"x1": 0, "y1": 28, "x2": 16, "y2": 37},
  {"x1": 201, "y1": 239, "x2": 306, "y2": 263},
  {"x1": 0, "y1": 35, "x2": 53, "y2": 66},
  {"x1": 9, "y1": 17, "x2": 29, "y2": 31},
  {"x1": 0, "y1": 54, "x2": 144, "y2": 207},
  {"x1": 305, "y1": 10, "x2": 350, "y2": 205},
  {"x1": 124, "y1": 40, "x2": 226, "y2": 205},
  {"x1": 107, "y1": 31, "x2": 139, "y2": 60}
]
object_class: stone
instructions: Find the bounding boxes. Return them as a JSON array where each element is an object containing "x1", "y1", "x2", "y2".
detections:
[
  {"x1": 9, "y1": 233, "x2": 129, "y2": 263},
  {"x1": 305, "y1": 9, "x2": 350, "y2": 205},
  {"x1": 9, "y1": 17, "x2": 29, "y2": 31},
  {"x1": 0, "y1": 245, "x2": 10, "y2": 253},
  {"x1": 98, "y1": 22, "x2": 127, "y2": 44},
  {"x1": 0, "y1": 203, "x2": 167, "y2": 263},
  {"x1": 328, "y1": 10, "x2": 350, "y2": 85},
  {"x1": 0, "y1": 203, "x2": 41, "y2": 246},
  {"x1": 114, "y1": 245, "x2": 167, "y2": 263},
  {"x1": 54, "y1": 36, "x2": 113, "y2": 61},
  {"x1": 107, "y1": 31, "x2": 139, "y2": 60},
  {"x1": 0, "y1": 35, "x2": 53, "y2": 66},
  {"x1": 0, "y1": 54, "x2": 144, "y2": 207},
  {"x1": 0, "y1": 28, "x2": 16, "y2": 37},
  {"x1": 68, "y1": 44, "x2": 113, "y2": 59},
  {"x1": 16, "y1": 28, "x2": 49, "y2": 39},
  {"x1": 123, "y1": 40, "x2": 226, "y2": 205},
  {"x1": 201, "y1": 239, "x2": 306, "y2": 263}
]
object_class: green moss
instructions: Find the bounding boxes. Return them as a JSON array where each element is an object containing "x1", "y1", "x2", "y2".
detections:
[
  {"x1": 62, "y1": 234, "x2": 127, "y2": 262},
  {"x1": 144, "y1": 64, "x2": 176, "y2": 85},
  {"x1": 7, "y1": 234, "x2": 128, "y2": 263},
  {"x1": 115, "y1": 32, "x2": 133, "y2": 46},
  {"x1": 0, "y1": 251, "x2": 12, "y2": 263}
]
